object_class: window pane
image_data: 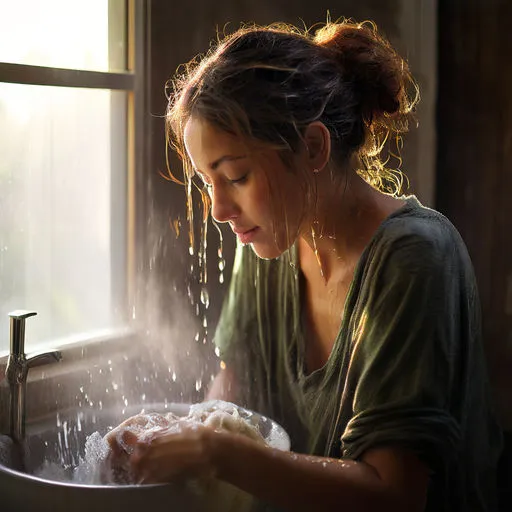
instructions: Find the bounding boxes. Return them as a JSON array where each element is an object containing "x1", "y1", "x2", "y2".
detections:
[
  {"x1": 0, "y1": 83, "x2": 127, "y2": 351},
  {"x1": 0, "y1": 0, "x2": 126, "y2": 72}
]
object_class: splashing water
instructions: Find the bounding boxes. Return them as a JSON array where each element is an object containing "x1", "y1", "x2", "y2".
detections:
[{"x1": 34, "y1": 400, "x2": 287, "y2": 499}]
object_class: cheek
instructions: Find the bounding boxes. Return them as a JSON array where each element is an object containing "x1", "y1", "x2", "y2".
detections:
[
  {"x1": 257, "y1": 175, "x2": 306, "y2": 254},
  {"x1": 272, "y1": 172, "x2": 307, "y2": 226},
  {"x1": 245, "y1": 175, "x2": 273, "y2": 220}
]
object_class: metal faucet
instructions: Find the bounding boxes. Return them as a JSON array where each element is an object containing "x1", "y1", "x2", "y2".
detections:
[{"x1": 5, "y1": 311, "x2": 62, "y2": 443}]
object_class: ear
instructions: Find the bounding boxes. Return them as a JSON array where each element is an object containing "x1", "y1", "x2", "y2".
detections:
[{"x1": 303, "y1": 121, "x2": 331, "y2": 173}]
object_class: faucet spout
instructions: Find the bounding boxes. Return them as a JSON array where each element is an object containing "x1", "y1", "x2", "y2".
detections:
[
  {"x1": 27, "y1": 350, "x2": 62, "y2": 369},
  {"x1": 4, "y1": 311, "x2": 62, "y2": 444}
]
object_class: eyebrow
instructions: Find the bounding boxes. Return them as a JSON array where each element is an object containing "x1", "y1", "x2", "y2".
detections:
[{"x1": 209, "y1": 154, "x2": 247, "y2": 171}]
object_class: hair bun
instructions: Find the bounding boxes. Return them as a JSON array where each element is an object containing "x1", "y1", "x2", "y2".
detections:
[{"x1": 314, "y1": 21, "x2": 414, "y2": 123}]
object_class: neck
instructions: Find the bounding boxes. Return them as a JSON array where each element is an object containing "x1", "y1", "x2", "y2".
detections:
[{"x1": 299, "y1": 167, "x2": 405, "y2": 283}]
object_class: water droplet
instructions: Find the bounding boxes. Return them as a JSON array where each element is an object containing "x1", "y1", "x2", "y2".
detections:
[
  {"x1": 203, "y1": 316, "x2": 208, "y2": 328},
  {"x1": 189, "y1": 246, "x2": 194, "y2": 256},
  {"x1": 200, "y1": 287, "x2": 210, "y2": 308},
  {"x1": 195, "y1": 332, "x2": 200, "y2": 342},
  {"x1": 195, "y1": 379, "x2": 202, "y2": 391},
  {"x1": 124, "y1": 398, "x2": 128, "y2": 407},
  {"x1": 132, "y1": 306, "x2": 136, "y2": 320},
  {"x1": 112, "y1": 382, "x2": 118, "y2": 390},
  {"x1": 142, "y1": 394, "x2": 146, "y2": 401},
  {"x1": 79, "y1": 386, "x2": 84, "y2": 393},
  {"x1": 214, "y1": 346, "x2": 220, "y2": 357},
  {"x1": 219, "y1": 273, "x2": 224, "y2": 284},
  {"x1": 172, "y1": 372, "x2": 177, "y2": 382}
]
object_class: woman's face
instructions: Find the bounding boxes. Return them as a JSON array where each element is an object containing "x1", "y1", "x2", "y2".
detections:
[{"x1": 184, "y1": 116, "x2": 308, "y2": 259}]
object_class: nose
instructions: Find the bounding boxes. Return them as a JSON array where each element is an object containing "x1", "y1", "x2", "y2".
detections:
[{"x1": 210, "y1": 183, "x2": 240, "y2": 223}]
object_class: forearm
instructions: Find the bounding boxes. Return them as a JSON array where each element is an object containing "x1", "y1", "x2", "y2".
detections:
[{"x1": 211, "y1": 433, "x2": 403, "y2": 512}]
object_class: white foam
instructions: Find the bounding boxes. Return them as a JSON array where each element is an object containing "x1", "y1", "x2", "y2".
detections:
[
  {"x1": 33, "y1": 400, "x2": 290, "y2": 493},
  {"x1": 34, "y1": 460, "x2": 70, "y2": 481}
]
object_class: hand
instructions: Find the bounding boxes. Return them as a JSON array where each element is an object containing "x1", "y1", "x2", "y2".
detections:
[
  {"x1": 129, "y1": 423, "x2": 218, "y2": 484},
  {"x1": 103, "y1": 412, "x2": 185, "y2": 484}
]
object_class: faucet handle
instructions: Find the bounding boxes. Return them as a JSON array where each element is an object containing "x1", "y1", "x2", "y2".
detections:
[{"x1": 8, "y1": 310, "x2": 37, "y2": 356}]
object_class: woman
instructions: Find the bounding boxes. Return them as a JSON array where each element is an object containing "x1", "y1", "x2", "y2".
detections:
[{"x1": 116, "y1": 21, "x2": 502, "y2": 511}]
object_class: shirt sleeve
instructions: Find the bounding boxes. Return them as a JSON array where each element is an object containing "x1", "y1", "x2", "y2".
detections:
[{"x1": 340, "y1": 224, "x2": 469, "y2": 475}]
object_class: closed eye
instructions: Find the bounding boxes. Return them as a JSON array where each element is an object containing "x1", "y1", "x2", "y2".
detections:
[
  {"x1": 229, "y1": 173, "x2": 248, "y2": 185},
  {"x1": 193, "y1": 170, "x2": 249, "y2": 188}
]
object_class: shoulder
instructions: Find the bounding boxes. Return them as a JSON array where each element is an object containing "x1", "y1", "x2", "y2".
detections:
[{"x1": 370, "y1": 198, "x2": 471, "y2": 270}]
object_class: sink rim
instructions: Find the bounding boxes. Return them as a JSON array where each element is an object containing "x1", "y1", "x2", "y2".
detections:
[{"x1": 0, "y1": 463, "x2": 168, "y2": 490}]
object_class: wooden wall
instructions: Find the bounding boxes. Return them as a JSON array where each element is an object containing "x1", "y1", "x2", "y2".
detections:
[{"x1": 436, "y1": 0, "x2": 512, "y2": 430}]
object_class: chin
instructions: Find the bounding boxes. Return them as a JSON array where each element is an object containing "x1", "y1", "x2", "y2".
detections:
[{"x1": 249, "y1": 240, "x2": 288, "y2": 260}]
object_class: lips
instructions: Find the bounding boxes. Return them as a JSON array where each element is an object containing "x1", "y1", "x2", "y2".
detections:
[{"x1": 232, "y1": 226, "x2": 259, "y2": 244}]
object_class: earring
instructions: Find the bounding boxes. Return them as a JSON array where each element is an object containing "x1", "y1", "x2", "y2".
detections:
[{"x1": 311, "y1": 222, "x2": 324, "y2": 279}]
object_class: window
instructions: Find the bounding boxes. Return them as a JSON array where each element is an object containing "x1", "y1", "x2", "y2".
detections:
[{"x1": 0, "y1": 0, "x2": 143, "y2": 352}]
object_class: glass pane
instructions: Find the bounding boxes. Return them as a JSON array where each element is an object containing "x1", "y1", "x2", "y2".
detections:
[
  {"x1": 0, "y1": 0, "x2": 126, "y2": 72},
  {"x1": 0, "y1": 83, "x2": 127, "y2": 351}
]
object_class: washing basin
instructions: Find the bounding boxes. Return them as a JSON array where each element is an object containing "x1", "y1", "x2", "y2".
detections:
[{"x1": 0, "y1": 401, "x2": 290, "y2": 512}]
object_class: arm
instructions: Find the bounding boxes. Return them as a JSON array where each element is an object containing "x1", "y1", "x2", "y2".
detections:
[
  {"x1": 210, "y1": 431, "x2": 429, "y2": 512},
  {"x1": 132, "y1": 425, "x2": 429, "y2": 512}
]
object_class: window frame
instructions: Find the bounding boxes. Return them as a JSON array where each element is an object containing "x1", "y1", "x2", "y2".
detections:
[{"x1": 0, "y1": 0, "x2": 148, "y2": 360}]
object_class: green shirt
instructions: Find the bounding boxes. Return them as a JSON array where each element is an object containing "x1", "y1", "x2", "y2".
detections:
[{"x1": 214, "y1": 196, "x2": 502, "y2": 511}]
